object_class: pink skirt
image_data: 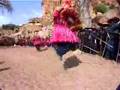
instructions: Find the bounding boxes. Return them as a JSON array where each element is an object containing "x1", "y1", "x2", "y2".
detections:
[{"x1": 50, "y1": 24, "x2": 79, "y2": 43}]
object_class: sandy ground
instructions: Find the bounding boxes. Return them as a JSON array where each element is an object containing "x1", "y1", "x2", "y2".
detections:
[{"x1": 0, "y1": 46, "x2": 120, "y2": 90}]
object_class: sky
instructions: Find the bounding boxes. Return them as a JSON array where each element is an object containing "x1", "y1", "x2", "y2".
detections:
[{"x1": 0, "y1": 0, "x2": 43, "y2": 26}]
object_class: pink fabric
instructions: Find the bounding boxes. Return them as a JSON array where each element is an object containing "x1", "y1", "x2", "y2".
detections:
[
  {"x1": 50, "y1": 24, "x2": 79, "y2": 43},
  {"x1": 51, "y1": 6, "x2": 80, "y2": 43},
  {"x1": 53, "y1": 10, "x2": 59, "y2": 17}
]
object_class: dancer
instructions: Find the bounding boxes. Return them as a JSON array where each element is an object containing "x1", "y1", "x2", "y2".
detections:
[
  {"x1": 104, "y1": 17, "x2": 120, "y2": 60},
  {"x1": 50, "y1": 0, "x2": 81, "y2": 60}
]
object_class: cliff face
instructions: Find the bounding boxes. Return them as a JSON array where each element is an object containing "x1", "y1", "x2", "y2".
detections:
[
  {"x1": 42, "y1": 0, "x2": 80, "y2": 25},
  {"x1": 17, "y1": 0, "x2": 118, "y2": 28},
  {"x1": 42, "y1": 0, "x2": 119, "y2": 27},
  {"x1": 42, "y1": 0, "x2": 118, "y2": 16},
  {"x1": 94, "y1": 0, "x2": 118, "y2": 5},
  {"x1": 42, "y1": 0, "x2": 55, "y2": 25}
]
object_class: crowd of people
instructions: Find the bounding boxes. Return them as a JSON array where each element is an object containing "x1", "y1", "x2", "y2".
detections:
[{"x1": 0, "y1": 35, "x2": 33, "y2": 46}]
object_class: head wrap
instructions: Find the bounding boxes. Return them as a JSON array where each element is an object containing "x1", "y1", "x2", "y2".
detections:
[{"x1": 62, "y1": 0, "x2": 72, "y2": 7}]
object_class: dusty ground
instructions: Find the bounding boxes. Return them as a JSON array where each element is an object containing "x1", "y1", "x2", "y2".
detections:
[{"x1": 0, "y1": 46, "x2": 120, "y2": 90}]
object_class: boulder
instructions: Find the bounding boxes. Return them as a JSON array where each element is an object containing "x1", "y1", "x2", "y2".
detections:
[{"x1": 62, "y1": 49, "x2": 82, "y2": 70}]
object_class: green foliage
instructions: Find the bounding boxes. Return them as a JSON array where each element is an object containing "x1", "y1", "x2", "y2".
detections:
[
  {"x1": 95, "y1": 3, "x2": 110, "y2": 13},
  {"x1": 2, "y1": 24, "x2": 19, "y2": 30}
]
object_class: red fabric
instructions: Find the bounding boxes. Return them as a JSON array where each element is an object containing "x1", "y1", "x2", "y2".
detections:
[
  {"x1": 53, "y1": 10, "x2": 59, "y2": 17},
  {"x1": 53, "y1": 10, "x2": 61, "y2": 24},
  {"x1": 51, "y1": 2, "x2": 81, "y2": 43},
  {"x1": 32, "y1": 36, "x2": 50, "y2": 46},
  {"x1": 60, "y1": 7, "x2": 81, "y2": 29},
  {"x1": 63, "y1": 0, "x2": 72, "y2": 5},
  {"x1": 53, "y1": 0, "x2": 59, "y2": 1}
]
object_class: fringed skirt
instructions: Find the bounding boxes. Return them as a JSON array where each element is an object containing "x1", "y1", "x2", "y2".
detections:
[{"x1": 50, "y1": 24, "x2": 79, "y2": 43}]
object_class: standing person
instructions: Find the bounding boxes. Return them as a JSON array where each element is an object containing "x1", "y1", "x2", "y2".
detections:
[
  {"x1": 32, "y1": 29, "x2": 50, "y2": 51},
  {"x1": 50, "y1": 0, "x2": 81, "y2": 60},
  {"x1": 104, "y1": 17, "x2": 120, "y2": 60}
]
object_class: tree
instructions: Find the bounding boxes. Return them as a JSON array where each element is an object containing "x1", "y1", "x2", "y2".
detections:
[
  {"x1": 78, "y1": 0, "x2": 93, "y2": 27},
  {"x1": 2, "y1": 24, "x2": 19, "y2": 30},
  {"x1": 0, "y1": 0, "x2": 12, "y2": 12}
]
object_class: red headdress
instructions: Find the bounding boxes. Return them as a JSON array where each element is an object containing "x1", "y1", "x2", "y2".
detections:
[
  {"x1": 62, "y1": 0, "x2": 72, "y2": 7},
  {"x1": 63, "y1": 0, "x2": 72, "y2": 4},
  {"x1": 53, "y1": 0, "x2": 59, "y2": 1}
]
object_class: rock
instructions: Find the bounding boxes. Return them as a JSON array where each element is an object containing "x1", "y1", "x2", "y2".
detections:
[
  {"x1": 62, "y1": 49, "x2": 82, "y2": 62},
  {"x1": 72, "y1": 49, "x2": 82, "y2": 55},
  {"x1": 62, "y1": 49, "x2": 82, "y2": 70},
  {"x1": 63, "y1": 55, "x2": 81, "y2": 70}
]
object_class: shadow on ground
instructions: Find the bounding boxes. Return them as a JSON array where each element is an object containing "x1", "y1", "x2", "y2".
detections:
[
  {"x1": 0, "y1": 67, "x2": 10, "y2": 72},
  {"x1": 0, "y1": 61, "x2": 5, "y2": 64},
  {"x1": 0, "y1": 61, "x2": 10, "y2": 72},
  {"x1": 63, "y1": 55, "x2": 81, "y2": 70}
]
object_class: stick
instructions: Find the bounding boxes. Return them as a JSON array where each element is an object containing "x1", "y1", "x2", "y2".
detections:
[{"x1": 83, "y1": 45, "x2": 100, "y2": 54}]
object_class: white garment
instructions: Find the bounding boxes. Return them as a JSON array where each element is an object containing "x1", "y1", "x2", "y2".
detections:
[{"x1": 37, "y1": 30, "x2": 51, "y2": 39}]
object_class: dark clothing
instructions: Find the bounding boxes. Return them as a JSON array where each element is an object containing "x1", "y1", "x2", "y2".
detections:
[
  {"x1": 53, "y1": 42, "x2": 77, "y2": 57},
  {"x1": 104, "y1": 22, "x2": 120, "y2": 60},
  {"x1": 116, "y1": 84, "x2": 120, "y2": 90}
]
